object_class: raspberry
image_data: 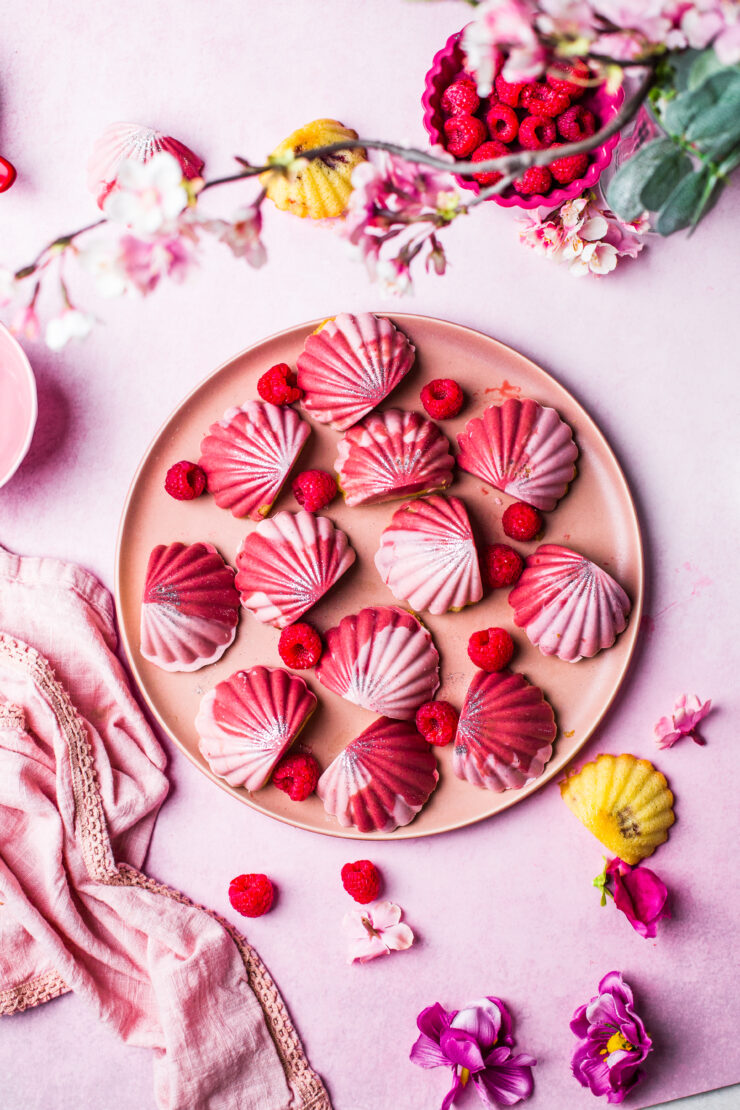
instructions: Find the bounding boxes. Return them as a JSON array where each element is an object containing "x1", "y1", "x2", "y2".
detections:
[
  {"x1": 520, "y1": 83, "x2": 571, "y2": 118},
  {"x1": 415, "y1": 701, "x2": 459, "y2": 747},
  {"x1": 483, "y1": 543, "x2": 524, "y2": 589},
  {"x1": 549, "y1": 145, "x2": 590, "y2": 185},
  {"x1": 257, "y1": 363, "x2": 302, "y2": 405},
  {"x1": 557, "y1": 105, "x2": 596, "y2": 142},
  {"x1": 420, "y1": 378, "x2": 464, "y2": 419},
  {"x1": 502, "y1": 501, "x2": 542, "y2": 541},
  {"x1": 341, "y1": 860, "x2": 382, "y2": 905},
  {"x1": 518, "y1": 115, "x2": 557, "y2": 151},
  {"x1": 494, "y1": 74, "x2": 527, "y2": 107},
  {"x1": 485, "y1": 103, "x2": 519, "y2": 143},
  {"x1": 514, "y1": 166, "x2": 552, "y2": 196},
  {"x1": 441, "y1": 79, "x2": 480, "y2": 116},
  {"x1": 272, "y1": 751, "x2": 321, "y2": 801},
  {"x1": 471, "y1": 140, "x2": 509, "y2": 186},
  {"x1": 164, "y1": 460, "x2": 207, "y2": 501},
  {"x1": 547, "y1": 59, "x2": 590, "y2": 101},
  {"x1": 292, "y1": 468, "x2": 337, "y2": 512},
  {"x1": 468, "y1": 628, "x2": 514, "y2": 672},
  {"x1": 278, "y1": 622, "x2": 322, "y2": 669},
  {"x1": 229, "y1": 873, "x2": 274, "y2": 918},
  {"x1": 443, "y1": 114, "x2": 487, "y2": 157}
]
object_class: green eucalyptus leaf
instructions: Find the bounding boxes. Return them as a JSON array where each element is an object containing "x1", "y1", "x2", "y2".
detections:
[
  {"x1": 656, "y1": 168, "x2": 713, "y2": 234},
  {"x1": 718, "y1": 147, "x2": 740, "y2": 175},
  {"x1": 640, "y1": 149, "x2": 693, "y2": 210},
  {"x1": 663, "y1": 71, "x2": 740, "y2": 135},
  {"x1": 605, "y1": 139, "x2": 676, "y2": 221},
  {"x1": 687, "y1": 84, "x2": 740, "y2": 141},
  {"x1": 702, "y1": 130, "x2": 740, "y2": 164},
  {"x1": 688, "y1": 48, "x2": 728, "y2": 90}
]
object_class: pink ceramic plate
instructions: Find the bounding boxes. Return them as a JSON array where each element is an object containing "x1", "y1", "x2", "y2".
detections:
[
  {"x1": 115, "y1": 314, "x2": 643, "y2": 840},
  {"x1": 0, "y1": 323, "x2": 37, "y2": 489}
]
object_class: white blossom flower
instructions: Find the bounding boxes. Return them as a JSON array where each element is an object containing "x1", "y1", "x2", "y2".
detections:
[
  {"x1": 45, "y1": 308, "x2": 95, "y2": 351},
  {"x1": 104, "y1": 152, "x2": 187, "y2": 236}
]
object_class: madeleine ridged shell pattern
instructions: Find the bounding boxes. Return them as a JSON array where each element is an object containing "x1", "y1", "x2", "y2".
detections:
[
  {"x1": 296, "y1": 313, "x2": 416, "y2": 430},
  {"x1": 260, "y1": 119, "x2": 367, "y2": 219},
  {"x1": 235, "y1": 510, "x2": 355, "y2": 628},
  {"x1": 453, "y1": 670, "x2": 557, "y2": 792},
  {"x1": 508, "y1": 544, "x2": 631, "y2": 663},
  {"x1": 375, "y1": 495, "x2": 483, "y2": 615},
  {"x1": 456, "y1": 398, "x2": 578, "y2": 511},
  {"x1": 335, "y1": 408, "x2": 454, "y2": 507},
  {"x1": 318, "y1": 716, "x2": 439, "y2": 833},
  {"x1": 560, "y1": 753, "x2": 675, "y2": 865},
  {"x1": 199, "y1": 401, "x2": 310, "y2": 520},
  {"x1": 195, "y1": 667, "x2": 317, "y2": 792},
  {"x1": 316, "y1": 606, "x2": 440, "y2": 719},
  {"x1": 140, "y1": 542, "x2": 239, "y2": 672},
  {"x1": 87, "y1": 122, "x2": 204, "y2": 208}
]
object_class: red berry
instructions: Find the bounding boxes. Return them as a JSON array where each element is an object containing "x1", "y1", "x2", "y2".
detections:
[
  {"x1": 278, "y1": 622, "x2": 322, "y2": 669},
  {"x1": 229, "y1": 873, "x2": 274, "y2": 918},
  {"x1": 557, "y1": 105, "x2": 596, "y2": 142},
  {"x1": 520, "y1": 82, "x2": 571, "y2": 118},
  {"x1": 341, "y1": 860, "x2": 382, "y2": 905},
  {"x1": 467, "y1": 628, "x2": 514, "y2": 672},
  {"x1": 272, "y1": 751, "x2": 321, "y2": 801},
  {"x1": 483, "y1": 543, "x2": 524, "y2": 589},
  {"x1": 420, "y1": 378, "x2": 464, "y2": 419},
  {"x1": 518, "y1": 115, "x2": 557, "y2": 151},
  {"x1": 443, "y1": 114, "x2": 487, "y2": 157},
  {"x1": 257, "y1": 363, "x2": 302, "y2": 405},
  {"x1": 164, "y1": 460, "x2": 206, "y2": 501},
  {"x1": 415, "y1": 700, "x2": 459, "y2": 747},
  {"x1": 0, "y1": 155, "x2": 17, "y2": 193},
  {"x1": 471, "y1": 140, "x2": 509, "y2": 186},
  {"x1": 547, "y1": 59, "x2": 590, "y2": 100},
  {"x1": 502, "y1": 501, "x2": 542, "y2": 541},
  {"x1": 549, "y1": 145, "x2": 590, "y2": 185},
  {"x1": 441, "y1": 79, "x2": 480, "y2": 116},
  {"x1": 514, "y1": 166, "x2": 552, "y2": 196},
  {"x1": 485, "y1": 103, "x2": 519, "y2": 143},
  {"x1": 292, "y1": 468, "x2": 337, "y2": 512},
  {"x1": 494, "y1": 74, "x2": 527, "y2": 107}
]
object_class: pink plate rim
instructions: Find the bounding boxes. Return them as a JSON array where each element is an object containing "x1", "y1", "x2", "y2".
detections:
[{"x1": 0, "y1": 322, "x2": 38, "y2": 490}]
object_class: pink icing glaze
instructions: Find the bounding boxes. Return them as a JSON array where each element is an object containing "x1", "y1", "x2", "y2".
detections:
[
  {"x1": 0, "y1": 328, "x2": 37, "y2": 488},
  {"x1": 87, "y1": 122, "x2": 204, "y2": 209}
]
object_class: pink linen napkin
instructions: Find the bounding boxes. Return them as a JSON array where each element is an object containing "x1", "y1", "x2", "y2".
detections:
[{"x1": 0, "y1": 547, "x2": 330, "y2": 1110}]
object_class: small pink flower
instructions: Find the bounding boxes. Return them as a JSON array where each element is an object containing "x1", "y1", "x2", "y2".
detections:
[
  {"x1": 104, "y1": 152, "x2": 188, "y2": 236},
  {"x1": 463, "y1": 0, "x2": 546, "y2": 93},
  {"x1": 604, "y1": 858, "x2": 671, "y2": 939},
  {"x1": 655, "y1": 694, "x2": 712, "y2": 749},
  {"x1": 118, "y1": 228, "x2": 197, "y2": 295},
  {"x1": 342, "y1": 900, "x2": 414, "y2": 963},
  {"x1": 200, "y1": 206, "x2": 266, "y2": 268}
]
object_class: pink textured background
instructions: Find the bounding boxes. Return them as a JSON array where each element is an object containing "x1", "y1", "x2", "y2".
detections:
[{"x1": 1, "y1": 2, "x2": 739, "y2": 1108}]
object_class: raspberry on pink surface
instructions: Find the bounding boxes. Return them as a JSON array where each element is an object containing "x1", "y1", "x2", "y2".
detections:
[
  {"x1": 415, "y1": 700, "x2": 459, "y2": 747},
  {"x1": 228, "y1": 873, "x2": 274, "y2": 918},
  {"x1": 257, "y1": 363, "x2": 302, "y2": 405},
  {"x1": 502, "y1": 501, "x2": 543, "y2": 542},
  {"x1": 471, "y1": 140, "x2": 508, "y2": 186},
  {"x1": 341, "y1": 860, "x2": 382, "y2": 904},
  {"x1": 292, "y1": 468, "x2": 337, "y2": 512},
  {"x1": 557, "y1": 105, "x2": 596, "y2": 142},
  {"x1": 467, "y1": 628, "x2": 514, "y2": 672},
  {"x1": 483, "y1": 543, "x2": 524, "y2": 589},
  {"x1": 441, "y1": 79, "x2": 480, "y2": 117},
  {"x1": 485, "y1": 104, "x2": 518, "y2": 144},
  {"x1": 549, "y1": 146, "x2": 590, "y2": 185},
  {"x1": 518, "y1": 115, "x2": 557, "y2": 151},
  {"x1": 443, "y1": 114, "x2": 487, "y2": 157},
  {"x1": 521, "y1": 83, "x2": 570, "y2": 118},
  {"x1": 272, "y1": 751, "x2": 321, "y2": 800},
  {"x1": 278, "y1": 622, "x2": 322, "y2": 669},
  {"x1": 420, "y1": 378, "x2": 464, "y2": 419},
  {"x1": 164, "y1": 460, "x2": 206, "y2": 501},
  {"x1": 494, "y1": 75, "x2": 527, "y2": 107},
  {"x1": 514, "y1": 166, "x2": 552, "y2": 197}
]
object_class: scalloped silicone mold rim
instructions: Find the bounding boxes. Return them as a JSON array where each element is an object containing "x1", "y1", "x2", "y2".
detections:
[{"x1": 421, "y1": 27, "x2": 623, "y2": 211}]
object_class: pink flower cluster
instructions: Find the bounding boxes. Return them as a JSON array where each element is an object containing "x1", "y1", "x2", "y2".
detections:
[
  {"x1": 655, "y1": 693, "x2": 712, "y2": 748},
  {"x1": 518, "y1": 193, "x2": 648, "y2": 276}
]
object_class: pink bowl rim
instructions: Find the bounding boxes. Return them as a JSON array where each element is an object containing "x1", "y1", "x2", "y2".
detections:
[
  {"x1": 0, "y1": 322, "x2": 37, "y2": 490},
  {"x1": 421, "y1": 27, "x2": 623, "y2": 210}
]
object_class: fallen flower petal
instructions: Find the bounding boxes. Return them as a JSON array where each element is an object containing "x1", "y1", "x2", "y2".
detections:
[
  {"x1": 342, "y1": 900, "x2": 414, "y2": 963},
  {"x1": 655, "y1": 694, "x2": 711, "y2": 749},
  {"x1": 606, "y1": 858, "x2": 671, "y2": 939}
]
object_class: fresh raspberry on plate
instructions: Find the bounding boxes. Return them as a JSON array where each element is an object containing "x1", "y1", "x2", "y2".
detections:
[
  {"x1": 415, "y1": 700, "x2": 459, "y2": 747},
  {"x1": 164, "y1": 460, "x2": 207, "y2": 501},
  {"x1": 292, "y1": 468, "x2": 337, "y2": 512},
  {"x1": 521, "y1": 82, "x2": 571, "y2": 118},
  {"x1": 547, "y1": 58, "x2": 590, "y2": 100},
  {"x1": 443, "y1": 114, "x2": 487, "y2": 157},
  {"x1": 272, "y1": 751, "x2": 321, "y2": 801},
  {"x1": 548, "y1": 145, "x2": 590, "y2": 184},
  {"x1": 483, "y1": 543, "x2": 524, "y2": 589},
  {"x1": 494, "y1": 74, "x2": 527, "y2": 107},
  {"x1": 441, "y1": 79, "x2": 480, "y2": 116},
  {"x1": 485, "y1": 103, "x2": 519, "y2": 143},
  {"x1": 514, "y1": 166, "x2": 552, "y2": 196},
  {"x1": 518, "y1": 115, "x2": 557, "y2": 151},
  {"x1": 468, "y1": 627, "x2": 515, "y2": 672},
  {"x1": 341, "y1": 860, "x2": 382, "y2": 904},
  {"x1": 502, "y1": 501, "x2": 543, "y2": 541},
  {"x1": 278, "y1": 622, "x2": 322, "y2": 669},
  {"x1": 420, "y1": 378, "x2": 464, "y2": 419},
  {"x1": 257, "y1": 363, "x2": 302, "y2": 405},
  {"x1": 229, "y1": 873, "x2": 274, "y2": 918},
  {"x1": 557, "y1": 105, "x2": 596, "y2": 142},
  {"x1": 471, "y1": 140, "x2": 509, "y2": 186}
]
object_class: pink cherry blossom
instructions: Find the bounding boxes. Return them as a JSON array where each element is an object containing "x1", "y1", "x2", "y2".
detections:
[
  {"x1": 117, "y1": 227, "x2": 197, "y2": 295},
  {"x1": 463, "y1": 0, "x2": 547, "y2": 92},
  {"x1": 200, "y1": 206, "x2": 266, "y2": 268},
  {"x1": 342, "y1": 900, "x2": 414, "y2": 963},
  {"x1": 104, "y1": 152, "x2": 188, "y2": 236},
  {"x1": 518, "y1": 191, "x2": 648, "y2": 276},
  {"x1": 45, "y1": 307, "x2": 95, "y2": 351},
  {"x1": 10, "y1": 302, "x2": 40, "y2": 341},
  {"x1": 655, "y1": 694, "x2": 712, "y2": 749}
]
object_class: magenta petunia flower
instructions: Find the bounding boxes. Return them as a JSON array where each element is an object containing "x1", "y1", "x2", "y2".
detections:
[
  {"x1": 654, "y1": 693, "x2": 711, "y2": 749},
  {"x1": 606, "y1": 858, "x2": 671, "y2": 939},
  {"x1": 411, "y1": 996, "x2": 536, "y2": 1108},
  {"x1": 571, "y1": 971, "x2": 652, "y2": 1104}
]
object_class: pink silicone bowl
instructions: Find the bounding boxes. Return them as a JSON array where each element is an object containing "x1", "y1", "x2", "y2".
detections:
[{"x1": 422, "y1": 28, "x2": 623, "y2": 209}]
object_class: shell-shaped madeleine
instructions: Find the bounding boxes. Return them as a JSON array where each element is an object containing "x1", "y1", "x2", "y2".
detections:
[
  {"x1": 453, "y1": 670, "x2": 557, "y2": 792},
  {"x1": 87, "y1": 122, "x2": 204, "y2": 209},
  {"x1": 335, "y1": 409, "x2": 454, "y2": 507},
  {"x1": 260, "y1": 119, "x2": 367, "y2": 219},
  {"x1": 199, "y1": 401, "x2": 310, "y2": 520},
  {"x1": 297, "y1": 313, "x2": 416, "y2": 430},
  {"x1": 375, "y1": 495, "x2": 483, "y2": 615},
  {"x1": 236, "y1": 510, "x2": 355, "y2": 628},
  {"x1": 140, "y1": 542, "x2": 239, "y2": 672},
  {"x1": 316, "y1": 606, "x2": 440, "y2": 719},
  {"x1": 456, "y1": 398, "x2": 578, "y2": 510},
  {"x1": 318, "y1": 717, "x2": 439, "y2": 833},
  {"x1": 560, "y1": 753, "x2": 675, "y2": 864},
  {"x1": 196, "y1": 667, "x2": 317, "y2": 792},
  {"x1": 508, "y1": 544, "x2": 631, "y2": 663}
]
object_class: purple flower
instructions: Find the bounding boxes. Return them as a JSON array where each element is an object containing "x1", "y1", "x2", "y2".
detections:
[
  {"x1": 571, "y1": 971, "x2": 652, "y2": 1104},
  {"x1": 606, "y1": 858, "x2": 671, "y2": 939},
  {"x1": 411, "y1": 997, "x2": 536, "y2": 1109}
]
